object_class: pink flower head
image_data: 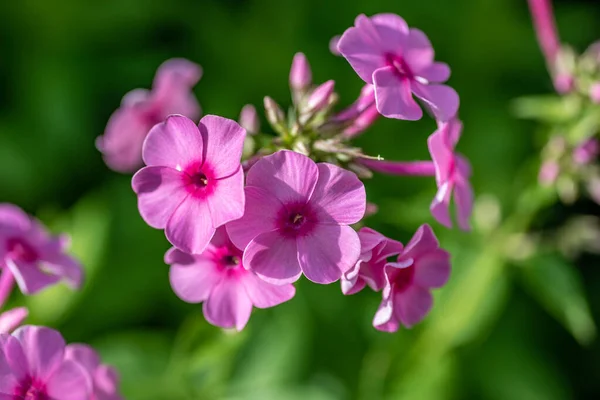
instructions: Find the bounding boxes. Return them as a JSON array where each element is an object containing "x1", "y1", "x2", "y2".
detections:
[
  {"x1": 0, "y1": 308, "x2": 28, "y2": 334},
  {"x1": 341, "y1": 228, "x2": 403, "y2": 295},
  {"x1": 373, "y1": 224, "x2": 450, "y2": 332},
  {"x1": 166, "y1": 227, "x2": 295, "y2": 331},
  {"x1": 0, "y1": 325, "x2": 92, "y2": 399},
  {"x1": 132, "y1": 115, "x2": 246, "y2": 254},
  {"x1": 428, "y1": 119, "x2": 473, "y2": 230},
  {"x1": 65, "y1": 344, "x2": 123, "y2": 400},
  {"x1": 0, "y1": 204, "x2": 83, "y2": 295},
  {"x1": 333, "y1": 84, "x2": 379, "y2": 138},
  {"x1": 227, "y1": 150, "x2": 366, "y2": 285},
  {"x1": 337, "y1": 14, "x2": 459, "y2": 121},
  {"x1": 97, "y1": 58, "x2": 202, "y2": 173}
]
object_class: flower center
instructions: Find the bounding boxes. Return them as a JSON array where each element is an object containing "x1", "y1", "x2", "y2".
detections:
[
  {"x1": 190, "y1": 172, "x2": 208, "y2": 187},
  {"x1": 277, "y1": 205, "x2": 316, "y2": 238},
  {"x1": 6, "y1": 238, "x2": 39, "y2": 263},
  {"x1": 384, "y1": 53, "x2": 414, "y2": 80},
  {"x1": 182, "y1": 162, "x2": 216, "y2": 198},
  {"x1": 289, "y1": 213, "x2": 305, "y2": 227},
  {"x1": 222, "y1": 255, "x2": 240, "y2": 268},
  {"x1": 15, "y1": 376, "x2": 48, "y2": 400},
  {"x1": 393, "y1": 265, "x2": 415, "y2": 293}
]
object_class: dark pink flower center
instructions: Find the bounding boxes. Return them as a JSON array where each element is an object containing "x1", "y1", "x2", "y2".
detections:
[
  {"x1": 6, "y1": 237, "x2": 39, "y2": 263},
  {"x1": 212, "y1": 244, "x2": 244, "y2": 271},
  {"x1": 384, "y1": 53, "x2": 414, "y2": 80},
  {"x1": 390, "y1": 265, "x2": 415, "y2": 293},
  {"x1": 277, "y1": 205, "x2": 316, "y2": 237},
  {"x1": 221, "y1": 255, "x2": 241, "y2": 269},
  {"x1": 182, "y1": 162, "x2": 216, "y2": 199},
  {"x1": 14, "y1": 376, "x2": 48, "y2": 400}
]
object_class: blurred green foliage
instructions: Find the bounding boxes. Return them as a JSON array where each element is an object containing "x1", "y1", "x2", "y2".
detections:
[{"x1": 1, "y1": 0, "x2": 600, "y2": 398}]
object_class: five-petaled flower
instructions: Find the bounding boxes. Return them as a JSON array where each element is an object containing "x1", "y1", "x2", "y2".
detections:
[
  {"x1": 0, "y1": 204, "x2": 83, "y2": 295},
  {"x1": 97, "y1": 58, "x2": 202, "y2": 173},
  {"x1": 337, "y1": 13, "x2": 459, "y2": 121},
  {"x1": 373, "y1": 224, "x2": 450, "y2": 332},
  {"x1": 227, "y1": 150, "x2": 366, "y2": 285},
  {"x1": 132, "y1": 114, "x2": 246, "y2": 255},
  {"x1": 166, "y1": 227, "x2": 295, "y2": 331}
]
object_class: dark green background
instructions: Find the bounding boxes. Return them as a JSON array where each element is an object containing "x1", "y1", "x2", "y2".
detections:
[{"x1": 1, "y1": 0, "x2": 600, "y2": 398}]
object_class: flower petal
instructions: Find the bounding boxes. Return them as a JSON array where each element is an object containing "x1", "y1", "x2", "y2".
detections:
[
  {"x1": 0, "y1": 308, "x2": 28, "y2": 335},
  {"x1": 46, "y1": 359, "x2": 92, "y2": 400},
  {"x1": 95, "y1": 365, "x2": 123, "y2": 400},
  {"x1": 402, "y1": 224, "x2": 441, "y2": 261},
  {"x1": 373, "y1": 67, "x2": 422, "y2": 120},
  {"x1": 373, "y1": 294, "x2": 399, "y2": 332},
  {"x1": 297, "y1": 225, "x2": 360, "y2": 284},
  {"x1": 40, "y1": 254, "x2": 83, "y2": 289},
  {"x1": 203, "y1": 278, "x2": 253, "y2": 331},
  {"x1": 226, "y1": 186, "x2": 285, "y2": 251},
  {"x1": 12, "y1": 325, "x2": 65, "y2": 381},
  {"x1": 412, "y1": 82, "x2": 459, "y2": 122},
  {"x1": 132, "y1": 166, "x2": 188, "y2": 229},
  {"x1": 243, "y1": 230, "x2": 302, "y2": 285},
  {"x1": 414, "y1": 250, "x2": 451, "y2": 288},
  {"x1": 6, "y1": 259, "x2": 60, "y2": 295},
  {"x1": 337, "y1": 21, "x2": 386, "y2": 83},
  {"x1": 419, "y1": 62, "x2": 451, "y2": 83},
  {"x1": 246, "y1": 150, "x2": 318, "y2": 206},
  {"x1": 404, "y1": 29, "x2": 434, "y2": 74},
  {"x1": 64, "y1": 344, "x2": 100, "y2": 373},
  {"x1": 142, "y1": 115, "x2": 204, "y2": 169},
  {"x1": 1, "y1": 335, "x2": 28, "y2": 383},
  {"x1": 0, "y1": 204, "x2": 30, "y2": 231},
  {"x1": 169, "y1": 256, "x2": 222, "y2": 303},
  {"x1": 199, "y1": 115, "x2": 246, "y2": 178},
  {"x1": 206, "y1": 167, "x2": 245, "y2": 228},
  {"x1": 310, "y1": 163, "x2": 365, "y2": 225},
  {"x1": 152, "y1": 58, "x2": 202, "y2": 120},
  {"x1": 165, "y1": 198, "x2": 214, "y2": 254},
  {"x1": 427, "y1": 128, "x2": 453, "y2": 185},
  {"x1": 341, "y1": 262, "x2": 367, "y2": 295},
  {"x1": 397, "y1": 286, "x2": 433, "y2": 328},
  {"x1": 454, "y1": 180, "x2": 473, "y2": 232},
  {"x1": 240, "y1": 273, "x2": 296, "y2": 309},
  {"x1": 430, "y1": 183, "x2": 453, "y2": 228}
]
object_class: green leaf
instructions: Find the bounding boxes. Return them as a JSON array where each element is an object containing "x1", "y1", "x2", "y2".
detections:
[{"x1": 518, "y1": 253, "x2": 596, "y2": 345}]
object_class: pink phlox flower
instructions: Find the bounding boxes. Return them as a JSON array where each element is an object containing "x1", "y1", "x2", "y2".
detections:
[
  {"x1": 373, "y1": 224, "x2": 450, "y2": 332},
  {"x1": 166, "y1": 227, "x2": 295, "y2": 331},
  {"x1": 132, "y1": 115, "x2": 246, "y2": 254},
  {"x1": 64, "y1": 344, "x2": 123, "y2": 400},
  {"x1": 0, "y1": 325, "x2": 92, "y2": 399},
  {"x1": 337, "y1": 13, "x2": 459, "y2": 121},
  {"x1": 341, "y1": 228, "x2": 403, "y2": 295},
  {"x1": 333, "y1": 84, "x2": 379, "y2": 138},
  {"x1": 428, "y1": 119, "x2": 473, "y2": 230},
  {"x1": 0, "y1": 204, "x2": 83, "y2": 295},
  {"x1": 227, "y1": 150, "x2": 366, "y2": 285},
  {"x1": 97, "y1": 58, "x2": 202, "y2": 173},
  {"x1": 0, "y1": 308, "x2": 28, "y2": 335}
]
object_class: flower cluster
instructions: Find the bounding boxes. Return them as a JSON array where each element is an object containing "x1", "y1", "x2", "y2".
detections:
[{"x1": 125, "y1": 13, "x2": 471, "y2": 332}]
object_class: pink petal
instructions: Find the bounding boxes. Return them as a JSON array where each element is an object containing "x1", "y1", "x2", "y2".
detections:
[
  {"x1": 142, "y1": 115, "x2": 204, "y2": 169},
  {"x1": 414, "y1": 250, "x2": 451, "y2": 288},
  {"x1": 199, "y1": 115, "x2": 246, "y2": 178},
  {"x1": 412, "y1": 82, "x2": 459, "y2": 122},
  {"x1": 132, "y1": 166, "x2": 189, "y2": 229},
  {"x1": 454, "y1": 180, "x2": 473, "y2": 232},
  {"x1": 397, "y1": 286, "x2": 433, "y2": 328},
  {"x1": 402, "y1": 224, "x2": 441, "y2": 261},
  {"x1": 153, "y1": 58, "x2": 203, "y2": 91},
  {"x1": 120, "y1": 88, "x2": 151, "y2": 107},
  {"x1": 94, "y1": 365, "x2": 123, "y2": 400},
  {"x1": 404, "y1": 29, "x2": 434, "y2": 74},
  {"x1": 64, "y1": 344, "x2": 100, "y2": 373},
  {"x1": 203, "y1": 278, "x2": 253, "y2": 331},
  {"x1": 337, "y1": 23, "x2": 385, "y2": 83},
  {"x1": 310, "y1": 163, "x2": 366, "y2": 225},
  {"x1": 0, "y1": 204, "x2": 30, "y2": 231},
  {"x1": 1, "y1": 335, "x2": 28, "y2": 382},
  {"x1": 427, "y1": 129, "x2": 453, "y2": 185},
  {"x1": 152, "y1": 59, "x2": 202, "y2": 120},
  {"x1": 246, "y1": 150, "x2": 318, "y2": 205},
  {"x1": 6, "y1": 259, "x2": 60, "y2": 295},
  {"x1": 0, "y1": 308, "x2": 28, "y2": 334},
  {"x1": 164, "y1": 247, "x2": 195, "y2": 265},
  {"x1": 169, "y1": 256, "x2": 222, "y2": 303},
  {"x1": 371, "y1": 13, "x2": 409, "y2": 38},
  {"x1": 240, "y1": 273, "x2": 296, "y2": 309},
  {"x1": 373, "y1": 67, "x2": 422, "y2": 120},
  {"x1": 226, "y1": 186, "x2": 285, "y2": 251},
  {"x1": 357, "y1": 227, "x2": 388, "y2": 258},
  {"x1": 419, "y1": 62, "x2": 451, "y2": 83},
  {"x1": 243, "y1": 230, "x2": 302, "y2": 285},
  {"x1": 12, "y1": 325, "x2": 65, "y2": 381},
  {"x1": 46, "y1": 359, "x2": 92, "y2": 400},
  {"x1": 165, "y1": 197, "x2": 214, "y2": 254},
  {"x1": 297, "y1": 225, "x2": 360, "y2": 284},
  {"x1": 205, "y1": 167, "x2": 245, "y2": 228},
  {"x1": 373, "y1": 295, "x2": 399, "y2": 332},
  {"x1": 40, "y1": 254, "x2": 83, "y2": 289},
  {"x1": 430, "y1": 183, "x2": 453, "y2": 228},
  {"x1": 341, "y1": 262, "x2": 367, "y2": 295}
]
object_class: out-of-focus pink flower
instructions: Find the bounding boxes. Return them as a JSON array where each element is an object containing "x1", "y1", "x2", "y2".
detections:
[
  {"x1": 132, "y1": 115, "x2": 246, "y2": 254},
  {"x1": 553, "y1": 73, "x2": 574, "y2": 95},
  {"x1": 0, "y1": 204, "x2": 83, "y2": 295},
  {"x1": 337, "y1": 14, "x2": 459, "y2": 121},
  {"x1": 333, "y1": 84, "x2": 379, "y2": 138},
  {"x1": 97, "y1": 58, "x2": 202, "y2": 173},
  {"x1": 0, "y1": 307, "x2": 28, "y2": 334},
  {"x1": 373, "y1": 224, "x2": 450, "y2": 332},
  {"x1": 539, "y1": 160, "x2": 560, "y2": 185},
  {"x1": 428, "y1": 119, "x2": 473, "y2": 230},
  {"x1": 239, "y1": 104, "x2": 260, "y2": 135},
  {"x1": 590, "y1": 82, "x2": 600, "y2": 104},
  {"x1": 65, "y1": 344, "x2": 123, "y2": 400},
  {"x1": 0, "y1": 325, "x2": 92, "y2": 399},
  {"x1": 573, "y1": 138, "x2": 599, "y2": 165},
  {"x1": 289, "y1": 53, "x2": 312, "y2": 91},
  {"x1": 227, "y1": 150, "x2": 366, "y2": 285},
  {"x1": 341, "y1": 228, "x2": 403, "y2": 295},
  {"x1": 167, "y1": 227, "x2": 295, "y2": 331}
]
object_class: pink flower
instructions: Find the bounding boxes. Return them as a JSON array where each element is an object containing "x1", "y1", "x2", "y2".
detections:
[
  {"x1": 337, "y1": 14, "x2": 459, "y2": 121},
  {"x1": 373, "y1": 224, "x2": 450, "y2": 332},
  {"x1": 289, "y1": 53, "x2": 312, "y2": 91},
  {"x1": 0, "y1": 204, "x2": 83, "y2": 295},
  {"x1": 65, "y1": 344, "x2": 123, "y2": 400},
  {"x1": 97, "y1": 58, "x2": 202, "y2": 173},
  {"x1": 341, "y1": 228, "x2": 403, "y2": 295},
  {"x1": 428, "y1": 119, "x2": 473, "y2": 230},
  {"x1": 227, "y1": 150, "x2": 366, "y2": 284},
  {"x1": 132, "y1": 115, "x2": 246, "y2": 254},
  {"x1": 0, "y1": 325, "x2": 92, "y2": 399},
  {"x1": 0, "y1": 307, "x2": 28, "y2": 334},
  {"x1": 166, "y1": 227, "x2": 295, "y2": 331},
  {"x1": 333, "y1": 84, "x2": 379, "y2": 138},
  {"x1": 239, "y1": 104, "x2": 260, "y2": 135},
  {"x1": 573, "y1": 138, "x2": 599, "y2": 165}
]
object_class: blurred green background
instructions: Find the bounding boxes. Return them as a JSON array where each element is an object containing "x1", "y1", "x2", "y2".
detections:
[{"x1": 1, "y1": 0, "x2": 600, "y2": 398}]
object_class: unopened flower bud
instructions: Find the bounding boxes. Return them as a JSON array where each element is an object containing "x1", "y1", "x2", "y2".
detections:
[
  {"x1": 553, "y1": 73, "x2": 574, "y2": 94},
  {"x1": 539, "y1": 160, "x2": 559, "y2": 185},
  {"x1": 239, "y1": 104, "x2": 260, "y2": 135},
  {"x1": 307, "y1": 80, "x2": 335, "y2": 113},
  {"x1": 573, "y1": 138, "x2": 599, "y2": 165},
  {"x1": 590, "y1": 82, "x2": 600, "y2": 104},
  {"x1": 289, "y1": 53, "x2": 312, "y2": 91},
  {"x1": 264, "y1": 96, "x2": 286, "y2": 131}
]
